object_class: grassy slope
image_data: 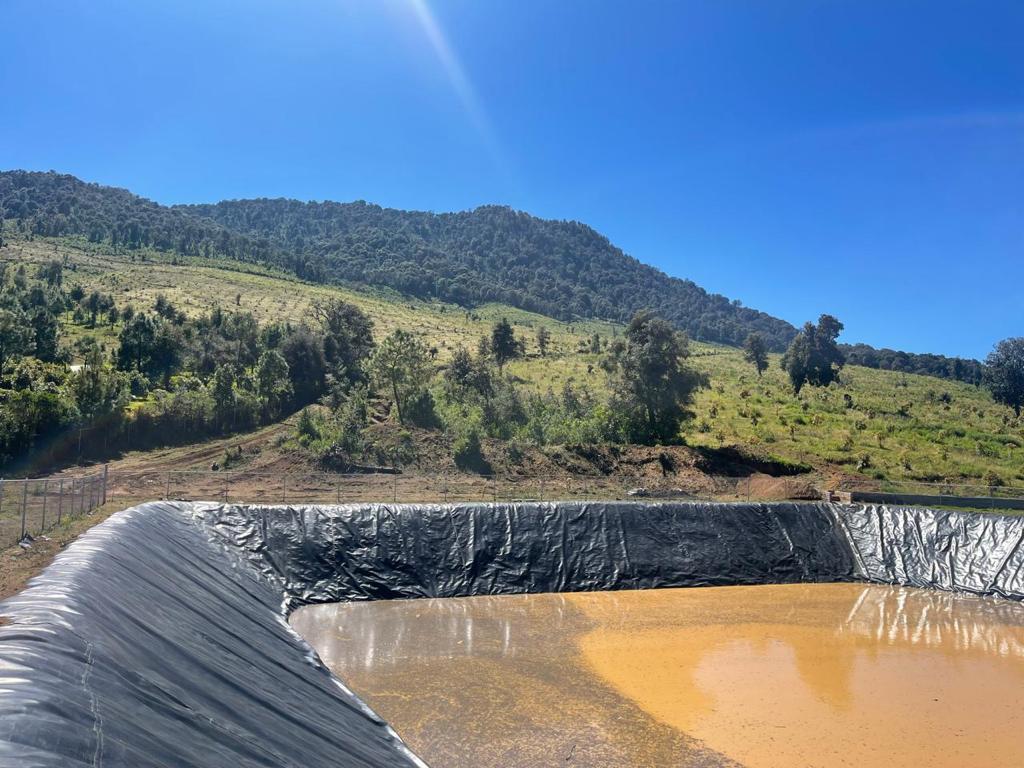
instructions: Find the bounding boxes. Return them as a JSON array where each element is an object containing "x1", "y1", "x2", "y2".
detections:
[{"x1": 5, "y1": 234, "x2": 1023, "y2": 487}]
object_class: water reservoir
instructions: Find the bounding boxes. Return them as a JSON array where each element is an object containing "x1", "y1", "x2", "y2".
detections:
[{"x1": 292, "y1": 583, "x2": 1024, "y2": 768}]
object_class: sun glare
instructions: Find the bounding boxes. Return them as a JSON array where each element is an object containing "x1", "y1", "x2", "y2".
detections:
[{"x1": 407, "y1": 0, "x2": 513, "y2": 181}]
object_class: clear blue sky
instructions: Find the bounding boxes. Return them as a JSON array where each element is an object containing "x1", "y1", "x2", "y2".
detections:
[{"x1": 2, "y1": 1, "x2": 1021, "y2": 359}]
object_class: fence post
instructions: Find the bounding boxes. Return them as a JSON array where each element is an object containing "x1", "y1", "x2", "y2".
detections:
[
  {"x1": 41, "y1": 479, "x2": 48, "y2": 530},
  {"x1": 165, "y1": 472, "x2": 171, "y2": 501},
  {"x1": 392, "y1": 475, "x2": 398, "y2": 504},
  {"x1": 282, "y1": 475, "x2": 287, "y2": 504},
  {"x1": 57, "y1": 478, "x2": 64, "y2": 525},
  {"x1": 20, "y1": 481, "x2": 28, "y2": 540},
  {"x1": 539, "y1": 478, "x2": 545, "y2": 502},
  {"x1": 492, "y1": 476, "x2": 497, "y2": 503},
  {"x1": 102, "y1": 464, "x2": 109, "y2": 505}
]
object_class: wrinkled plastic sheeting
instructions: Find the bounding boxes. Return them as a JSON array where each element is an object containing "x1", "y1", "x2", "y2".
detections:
[
  {"x1": 0, "y1": 502, "x2": 420, "y2": 768},
  {"x1": 193, "y1": 501, "x2": 861, "y2": 610},
  {"x1": 836, "y1": 504, "x2": 1024, "y2": 600},
  {"x1": 4, "y1": 500, "x2": 1024, "y2": 768}
]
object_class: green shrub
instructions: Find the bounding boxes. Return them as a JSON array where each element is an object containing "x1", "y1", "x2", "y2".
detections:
[
  {"x1": 405, "y1": 390, "x2": 441, "y2": 429},
  {"x1": 296, "y1": 407, "x2": 319, "y2": 443}
]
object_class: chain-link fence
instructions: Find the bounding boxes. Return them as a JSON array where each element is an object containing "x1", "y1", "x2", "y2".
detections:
[{"x1": 0, "y1": 468, "x2": 108, "y2": 549}]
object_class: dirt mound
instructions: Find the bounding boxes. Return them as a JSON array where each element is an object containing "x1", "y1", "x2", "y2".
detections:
[{"x1": 746, "y1": 474, "x2": 820, "y2": 501}]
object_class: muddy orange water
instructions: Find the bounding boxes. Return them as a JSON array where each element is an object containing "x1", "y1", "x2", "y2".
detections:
[{"x1": 289, "y1": 583, "x2": 1024, "y2": 768}]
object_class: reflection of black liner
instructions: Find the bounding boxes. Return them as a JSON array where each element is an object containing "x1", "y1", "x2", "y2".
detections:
[{"x1": 1, "y1": 500, "x2": 1023, "y2": 766}]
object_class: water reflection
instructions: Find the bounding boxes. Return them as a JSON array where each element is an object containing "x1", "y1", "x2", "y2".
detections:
[
  {"x1": 291, "y1": 592, "x2": 578, "y2": 671},
  {"x1": 841, "y1": 583, "x2": 1024, "y2": 656}
]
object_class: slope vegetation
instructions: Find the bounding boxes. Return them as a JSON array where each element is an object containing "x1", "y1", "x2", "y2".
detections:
[{"x1": 6, "y1": 233, "x2": 1022, "y2": 488}]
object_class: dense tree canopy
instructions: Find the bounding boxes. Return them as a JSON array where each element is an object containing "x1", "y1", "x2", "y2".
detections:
[
  {"x1": 0, "y1": 309, "x2": 33, "y2": 374},
  {"x1": 279, "y1": 326, "x2": 327, "y2": 407},
  {"x1": 312, "y1": 298, "x2": 375, "y2": 385},
  {"x1": 255, "y1": 349, "x2": 291, "y2": 418},
  {"x1": 444, "y1": 346, "x2": 493, "y2": 404},
  {"x1": 0, "y1": 278, "x2": 379, "y2": 470}
]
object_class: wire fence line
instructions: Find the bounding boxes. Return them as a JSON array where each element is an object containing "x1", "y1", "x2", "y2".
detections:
[
  {"x1": 101, "y1": 469, "x2": 821, "y2": 508},
  {"x1": 6, "y1": 466, "x2": 1024, "y2": 551},
  {"x1": 0, "y1": 468, "x2": 109, "y2": 549},
  {"x1": 5, "y1": 467, "x2": 811, "y2": 550}
]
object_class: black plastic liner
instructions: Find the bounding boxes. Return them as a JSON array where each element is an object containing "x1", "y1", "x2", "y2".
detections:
[
  {"x1": 1, "y1": 500, "x2": 1023, "y2": 767},
  {"x1": 195, "y1": 501, "x2": 860, "y2": 610},
  {"x1": 0, "y1": 502, "x2": 422, "y2": 768}
]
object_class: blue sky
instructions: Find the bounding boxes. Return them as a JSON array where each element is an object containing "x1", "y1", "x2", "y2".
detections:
[{"x1": 1, "y1": 1, "x2": 1021, "y2": 358}]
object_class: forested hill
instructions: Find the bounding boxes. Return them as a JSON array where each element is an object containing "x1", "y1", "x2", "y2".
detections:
[
  {"x1": 180, "y1": 197, "x2": 796, "y2": 349},
  {"x1": 0, "y1": 171, "x2": 279, "y2": 266},
  {"x1": 0, "y1": 171, "x2": 984, "y2": 382}
]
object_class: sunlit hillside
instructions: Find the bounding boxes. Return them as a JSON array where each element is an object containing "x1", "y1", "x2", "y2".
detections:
[{"x1": 5, "y1": 234, "x2": 1022, "y2": 487}]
